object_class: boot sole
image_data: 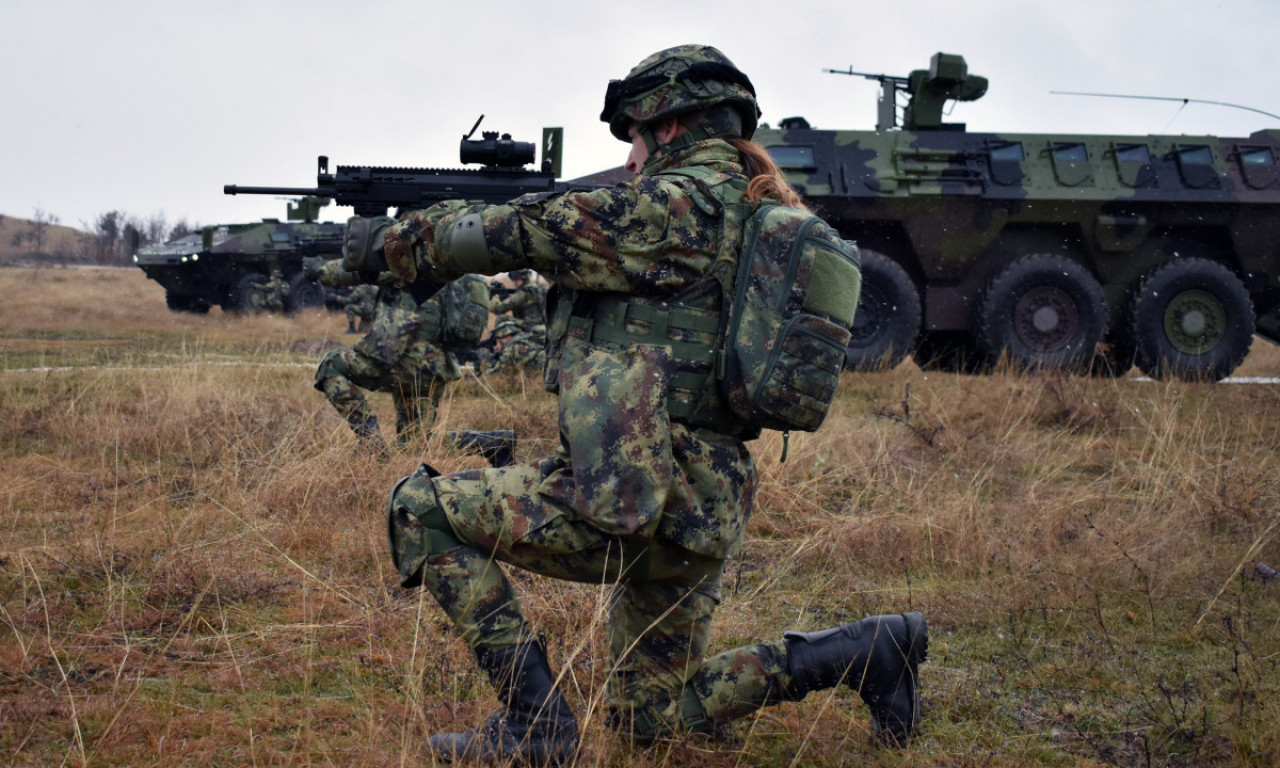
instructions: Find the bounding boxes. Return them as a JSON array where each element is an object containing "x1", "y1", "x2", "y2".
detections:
[
  {"x1": 902, "y1": 611, "x2": 928, "y2": 668},
  {"x1": 869, "y1": 611, "x2": 928, "y2": 748}
]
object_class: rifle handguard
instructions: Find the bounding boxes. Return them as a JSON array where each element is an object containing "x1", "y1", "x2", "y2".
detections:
[{"x1": 341, "y1": 216, "x2": 394, "y2": 274}]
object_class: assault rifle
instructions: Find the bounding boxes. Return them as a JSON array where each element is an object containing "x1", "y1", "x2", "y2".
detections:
[{"x1": 225, "y1": 117, "x2": 584, "y2": 216}]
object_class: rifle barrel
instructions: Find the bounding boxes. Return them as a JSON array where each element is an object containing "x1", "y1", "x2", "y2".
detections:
[{"x1": 224, "y1": 185, "x2": 327, "y2": 197}]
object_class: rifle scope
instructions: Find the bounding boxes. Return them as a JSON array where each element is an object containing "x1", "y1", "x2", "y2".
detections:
[{"x1": 460, "y1": 131, "x2": 536, "y2": 168}]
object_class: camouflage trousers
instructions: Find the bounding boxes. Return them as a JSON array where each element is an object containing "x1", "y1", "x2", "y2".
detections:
[
  {"x1": 388, "y1": 462, "x2": 800, "y2": 739},
  {"x1": 345, "y1": 304, "x2": 371, "y2": 332},
  {"x1": 314, "y1": 347, "x2": 445, "y2": 443}
]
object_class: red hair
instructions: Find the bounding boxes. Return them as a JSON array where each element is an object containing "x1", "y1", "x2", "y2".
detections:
[{"x1": 731, "y1": 138, "x2": 809, "y2": 211}]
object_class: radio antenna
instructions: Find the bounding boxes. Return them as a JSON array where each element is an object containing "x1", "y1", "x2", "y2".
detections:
[{"x1": 1051, "y1": 91, "x2": 1280, "y2": 121}]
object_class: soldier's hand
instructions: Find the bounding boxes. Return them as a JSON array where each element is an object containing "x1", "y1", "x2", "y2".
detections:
[
  {"x1": 341, "y1": 216, "x2": 394, "y2": 274},
  {"x1": 302, "y1": 256, "x2": 326, "y2": 280}
]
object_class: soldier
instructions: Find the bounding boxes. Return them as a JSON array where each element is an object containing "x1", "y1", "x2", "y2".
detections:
[
  {"x1": 302, "y1": 258, "x2": 484, "y2": 456},
  {"x1": 342, "y1": 45, "x2": 926, "y2": 763},
  {"x1": 247, "y1": 269, "x2": 289, "y2": 314},
  {"x1": 489, "y1": 268, "x2": 548, "y2": 334},
  {"x1": 481, "y1": 316, "x2": 545, "y2": 375},
  {"x1": 344, "y1": 282, "x2": 378, "y2": 334}
]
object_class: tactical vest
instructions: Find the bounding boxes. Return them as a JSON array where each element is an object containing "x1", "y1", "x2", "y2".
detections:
[{"x1": 544, "y1": 166, "x2": 860, "y2": 443}]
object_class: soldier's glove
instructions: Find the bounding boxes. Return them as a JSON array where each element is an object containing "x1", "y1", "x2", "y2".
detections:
[
  {"x1": 341, "y1": 215, "x2": 394, "y2": 274},
  {"x1": 301, "y1": 256, "x2": 326, "y2": 281}
]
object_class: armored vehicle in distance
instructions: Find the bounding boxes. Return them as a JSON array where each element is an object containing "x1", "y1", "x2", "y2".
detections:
[
  {"x1": 755, "y1": 53, "x2": 1280, "y2": 380},
  {"x1": 133, "y1": 196, "x2": 342, "y2": 314}
]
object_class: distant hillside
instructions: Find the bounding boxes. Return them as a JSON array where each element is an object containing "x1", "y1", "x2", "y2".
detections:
[{"x1": 0, "y1": 213, "x2": 93, "y2": 265}]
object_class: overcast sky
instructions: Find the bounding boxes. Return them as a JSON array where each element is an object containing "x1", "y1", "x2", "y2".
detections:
[{"x1": 4, "y1": 0, "x2": 1278, "y2": 233}]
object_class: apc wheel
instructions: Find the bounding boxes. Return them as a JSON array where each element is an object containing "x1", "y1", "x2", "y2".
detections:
[
  {"x1": 1127, "y1": 258, "x2": 1253, "y2": 381},
  {"x1": 912, "y1": 331, "x2": 988, "y2": 374},
  {"x1": 227, "y1": 273, "x2": 267, "y2": 313},
  {"x1": 845, "y1": 249, "x2": 921, "y2": 371},
  {"x1": 286, "y1": 272, "x2": 325, "y2": 313},
  {"x1": 977, "y1": 254, "x2": 1106, "y2": 373}
]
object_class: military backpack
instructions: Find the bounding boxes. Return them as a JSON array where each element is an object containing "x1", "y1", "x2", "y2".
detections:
[
  {"x1": 441, "y1": 273, "x2": 491, "y2": 348},
  {"x1": 655, "y1": 166, "x2": 859, "y2": 436},
  {"x1": 717, "y1": 199, "x2": 861, "y2": 434}
]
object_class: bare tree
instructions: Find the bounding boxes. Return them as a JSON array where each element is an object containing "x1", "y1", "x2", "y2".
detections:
[
  {"x1": 29, "y1": 207, "x2": 59, "y2": 255},
  {"x1": 144, "y1": 212, "x2": 168, "y2": 247},
  {"x1": 169, "y1": 218, "x2": 197, "y2": 240}
]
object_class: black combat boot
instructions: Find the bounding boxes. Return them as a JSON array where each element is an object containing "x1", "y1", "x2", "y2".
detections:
[
  {"x1": 429, "y1": 641, "x2": 579, "y2": 766},
  {"x1": 450, "y1": 429, "x2": 518, "y2": 468},
  {"x1": 345, "y1": 320, "x2": 358, "y2": 334},
  {"x1": 783, "y1": 612, "x2": 927, "y2": 747}
]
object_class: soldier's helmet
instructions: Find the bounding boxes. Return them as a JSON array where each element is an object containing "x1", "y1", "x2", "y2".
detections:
[
  {"x1": 492, "y1": 317, "x2": 521, "y2": 340},
  {"x1": 601, "y1": 44, "x2": 760, "y2": 142}
]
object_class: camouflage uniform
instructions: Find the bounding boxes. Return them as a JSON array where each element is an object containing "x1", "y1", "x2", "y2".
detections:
[
  {"x1": 385, "y1": 136, "x2": 812, "y2": 730},
  {"x1": 369, "y1": 45, "x2": 924, "y2": 758},
  {"x1": 489, "y1": 271, "x2": 548, "y2": 333},
  {"x1": 247, "y1": 272, "x2": 289, "y2": 314},
  {"x1": 313, "y1": 260, "x2": 460, "y2": 447},
  {"x1": 344, "y1": 282, "x2": 378, "y2": 333},
  {"x1": 480, "y1": 317, "x2": 546, "y2": 374}
]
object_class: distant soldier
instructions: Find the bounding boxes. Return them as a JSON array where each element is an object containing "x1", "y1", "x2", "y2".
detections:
[
  {"x1": 303, "y1": 257, "x2": 509, "y2": 462},
  {"x1": 343, "y1": 283, "x2": 377, "y2": 334},
  {"x1": 247, "y1": 270, "x2": 289, "y2": 314},
  {"x1": 304, "y1": 257, "x2": 456, "y2": 454},
  {"x1": 489, "y1": 268, "x2": 548, "y2": 334},
  {"x1": 481, "y1": 317, "x2": 546, "y2": 375}
]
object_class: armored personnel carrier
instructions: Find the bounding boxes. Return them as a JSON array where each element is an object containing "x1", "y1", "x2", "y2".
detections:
[
  {"x1": 755, "y1": 53, "x2": 1280, "y2": 380},
  {"x1": 132, "y1": 196, "x2": 342, "y2": 314}
]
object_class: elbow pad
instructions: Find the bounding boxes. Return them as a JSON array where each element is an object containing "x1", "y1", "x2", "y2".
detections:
[{"x1": 439, "y1": 213, "x2": 497, "y2": 274}]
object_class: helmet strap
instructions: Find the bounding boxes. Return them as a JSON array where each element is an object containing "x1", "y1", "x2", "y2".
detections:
[{"x1": 648, "y1": 123, "x2": 731, "y2": 162}]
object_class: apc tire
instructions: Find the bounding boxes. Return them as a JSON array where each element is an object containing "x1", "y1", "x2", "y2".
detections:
[
  {"x1": 912, "y1": 331, "x2": 988, "y2": 374},
  {"x1": 844, "y1": 249, "x2": 921, "y2": 372},
  {"x1": 287, "y1": 272, "x2": 326, "y2": 313},
  {"x1": 977, "y1": 254, "x2": 1106, "y2": 374},
  {"x1": 1127, "y1": 257, "x2": 1253, "y2": 382},
  {"x1": 228, "y1": 273, "x2": 267, "y2": 313}
]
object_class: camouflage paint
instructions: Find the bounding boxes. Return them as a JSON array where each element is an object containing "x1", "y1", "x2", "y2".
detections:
[
  {"x1": 133, "y1": 198, "x2": 341, "y2": 314},
  {"x1": 754, "y1": 54, "x2": 1280, "y2": 379}
]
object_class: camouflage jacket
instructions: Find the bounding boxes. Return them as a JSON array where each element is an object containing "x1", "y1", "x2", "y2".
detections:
[
  {"x1": 490, "y1": 282, "x2": 548, "y2": 330},
  {"x1": 384, "y1": 140, "x2": 756, "y2": 560},
  {"x1": 346, "y1": 283, "x2": 378, "y2": 317},
  {"x1": 319, "y1": 261, "x2": 460, "y2": 381}
]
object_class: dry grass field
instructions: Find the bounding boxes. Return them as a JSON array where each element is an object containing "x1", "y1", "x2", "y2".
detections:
[{"x1": 2, "y1": 266, "x2": 1279, "y2": 767}]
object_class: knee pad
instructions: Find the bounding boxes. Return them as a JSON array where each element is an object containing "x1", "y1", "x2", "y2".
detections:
[
  {"x1": 386, "y1": 464, "x2": 461, "y2": 588},
  {"x1": 314, "y1": 349, "x2": 347, "y2": 391}
]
